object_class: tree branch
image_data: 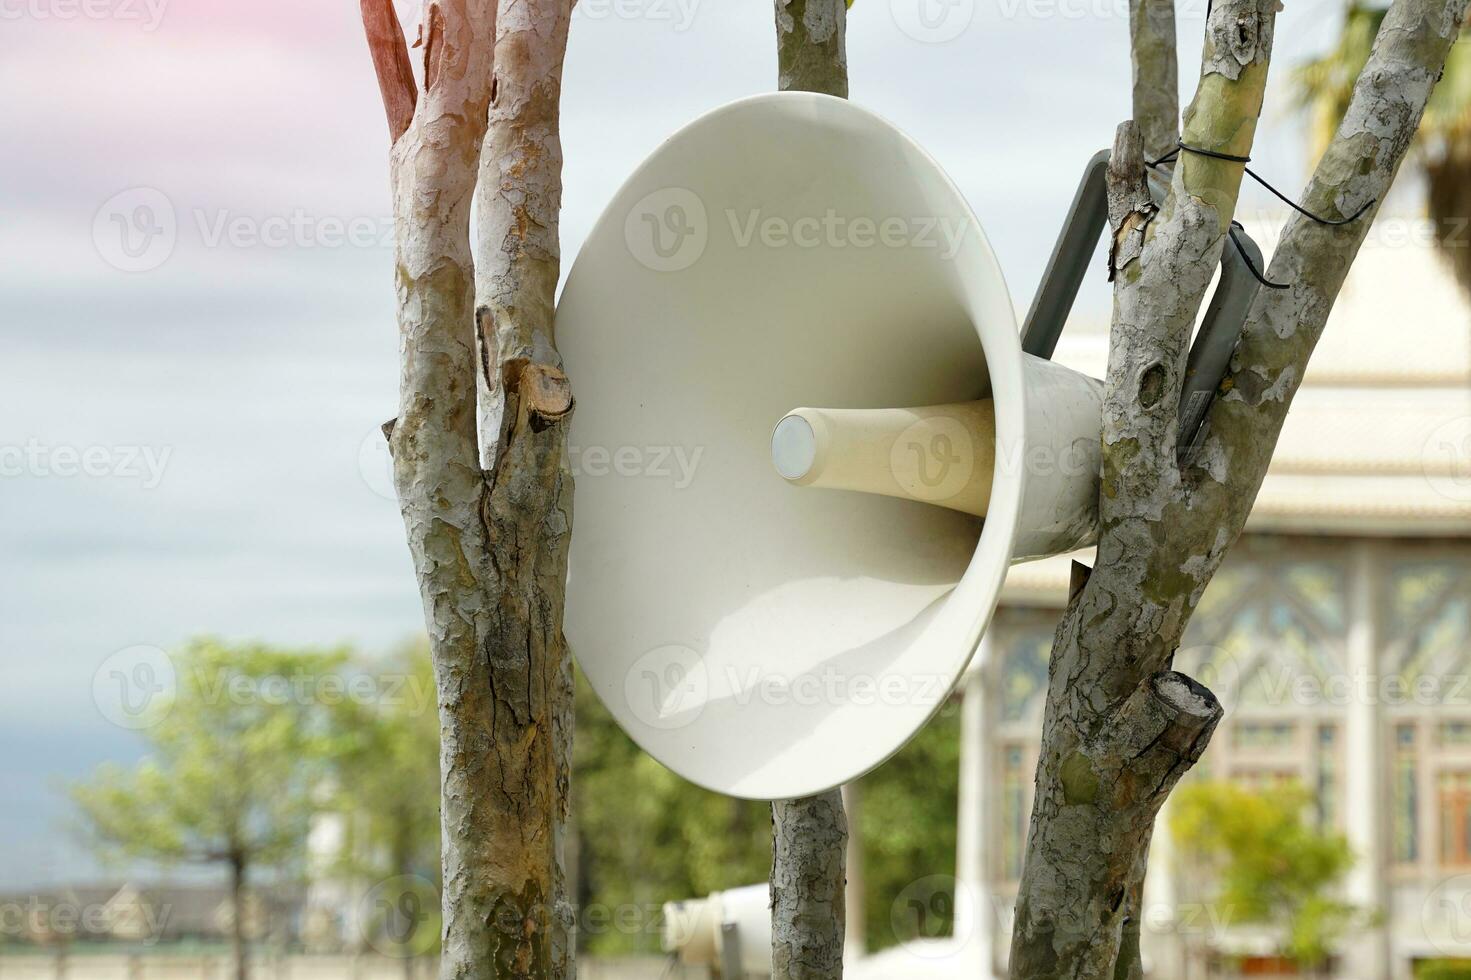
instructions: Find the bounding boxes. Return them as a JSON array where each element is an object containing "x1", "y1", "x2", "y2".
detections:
[
  {"x1": 1103, "y1": 0, "x2": 1276, "y2": 515},
  {"x1": 774, "y1": 0, "x2": 848, "y2": 98},
  {"x1": 1009, "y1": 0, "x2": 1278, "y2": 975},
  {"x1": 470, "y1": 1, "x2": 578, "y2": 978},
  {"x1": 1010, "y1": 0, "x2": 1467, "y2": 975},
  {"x1": 1189, "y1": 0, "x2": 1470, "y2": 524},
  {"x1": 771, "y1": 791, "x2": 848, "y2": 980},
  {"x1": 360, "y1": 0, "x2": 418, "y2": 142},
  {"x1": 1129, "y1": 0, "x2": 1180, "y2": 161}
]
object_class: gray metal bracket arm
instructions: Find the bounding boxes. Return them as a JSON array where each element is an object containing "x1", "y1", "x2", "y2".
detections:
[{"x1": 1018, "y1": 149, "x2": 1263, "y2": 460}]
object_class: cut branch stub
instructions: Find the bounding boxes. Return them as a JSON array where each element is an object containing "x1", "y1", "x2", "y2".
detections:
[
  {"x1": 1105, "y1": 122, "x2": 1155, "y2": 282},
  {"x1": 519, "y1": 362, "x2": 574, "y2": 430},
  {"x1": 1106, "y1": 672, "x2": 1221, "y2": 802}
]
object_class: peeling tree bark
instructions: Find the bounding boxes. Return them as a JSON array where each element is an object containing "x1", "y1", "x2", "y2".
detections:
[
  {"x1": 769, "y1": 12, "x2": 850, "y2": 980},
  {"x1": 360, "y1": 0, "x2": 576, "y2": 976},
  {"x1": 774, "y1": 0, "x2": 848, "y2": 98},
  {"x1": 1009, "y1": 0, "x2": 1469, "y2": 975},
  {"x1": 360, "y1": 0, "x2": 418, "y2": 142},
  {"x1": 772, "y1": 791, "x2": 848, "y2": 980},
  {"x1": 473, "y1": 2, "x2": 578, "y2": 977}
]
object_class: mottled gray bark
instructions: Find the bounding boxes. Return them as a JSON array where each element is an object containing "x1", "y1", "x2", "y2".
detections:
[
  {"x1": 774, "y1": 0, "x2": 848, "y2": 98},
  {"x1": 770, "y1": 16, "x2": 850, "y2": 980},
  {"x1": 1110, "y1": 840, "x2": 1149, "y2": 980},
  {"x1": 840, "y1": 783, "x2": 864, "y2": 956},
  {"x1": 360, "y1": 0, "x2": 576, "y2": 976},
  {"x1": 771, "y1": 791, "x2": 848, "y2": 980},
  {"x1": 1112, "y1": 2, "x2": 1181, "y2": 970},
  {"x1": 1128, "y1": 0, "x2": 1179, "y2": 162},
  {"x1": 1009, "y1": 0, "x2": 1469, "y2": 975}
]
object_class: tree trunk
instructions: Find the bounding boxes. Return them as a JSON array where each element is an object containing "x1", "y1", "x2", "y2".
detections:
[
  {"x1": 774, "y1": 0, "x2": 847, "y2": 98},
  {"x1": 1112, "y1": 14, "x2": 1180, "y2": 979},
  {"x1": 769, "y1": 10, "x2": 850, "y2": 979},
  {"x1": 840, "y1": 783, "x2": 864, "y2": 956},
  {"x1": 229, "y1": 852, "x2": 247, "y2": 980},
  {"x1": 473, "y1": 1, "x2": 578, "y2": 976},
  {"x1": 359, "y1": 0, "x2": 576, "y2": 976},
  {"x1": 771, "y1": 791, "x2": 848, "y2": 980},
  {"x1": 1008, "y1": 0, "x2": 1469, "y2": 974}
]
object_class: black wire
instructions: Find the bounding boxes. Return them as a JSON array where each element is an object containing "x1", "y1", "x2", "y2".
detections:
[
  {"x1": 1147, "y1": 147, "x2": 1182, "y2": 168},
  {"x1": 1230, "y1": 222, "x2": 1290, "y2": 290},
  {"x1": 1144, "y1": 140, "x2": 1376, "y2": 289},
  {"x1": 1154, "y1": 140, "x2": 1375, "y2": 224},
  {"x1": 1168, "y1": 142, "x2": 1251, "y2": 164},
  {"x1": 1244, "y1": 163, "x2": 1376, "y2": 225}
]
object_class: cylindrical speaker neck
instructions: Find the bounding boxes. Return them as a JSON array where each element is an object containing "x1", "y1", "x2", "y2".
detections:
[{"x1": 771, "y1": 402, "x2": 996, "y2": 517}]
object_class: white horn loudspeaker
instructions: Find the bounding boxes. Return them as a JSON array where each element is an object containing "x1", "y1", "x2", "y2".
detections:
[{"x1": 556, "y1": 92, "x2": 1106, "y2": 801}]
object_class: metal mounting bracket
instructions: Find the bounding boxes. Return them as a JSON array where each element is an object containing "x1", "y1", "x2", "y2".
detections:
[{"x1": 1018, "y1": 149, "x2": 1262, "y2": 460}]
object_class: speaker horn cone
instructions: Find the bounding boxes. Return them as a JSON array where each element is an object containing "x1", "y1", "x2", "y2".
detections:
[{"x1": 557, "y1": 92, "x2": 1103, "y2": 800}]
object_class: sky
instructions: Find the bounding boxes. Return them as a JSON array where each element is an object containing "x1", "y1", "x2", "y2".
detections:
[{"x1": 0, "y1": 0, "x2": 1357, "y2": 887}]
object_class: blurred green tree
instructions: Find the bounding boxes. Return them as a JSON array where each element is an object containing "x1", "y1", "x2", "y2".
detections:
[
  {"x1": 1296, "y1": 3, "x2": 1471, "y2": 294},
  {"x1": 571, "y1": 670, "x2": 772, "y2": 956},
  {"x1": 1170, "y1": 780, "x2": 1362, "y2": 977},
  {"x1": 71, "y1": 636, "x2": 969, "y2": 969},
  {"x1": 323, "y1": 642, "x2": 442, "y2": 974},
  {"x1": 72, "y1": 639, "x2": 345, "y2": 980},
  {"x1": 851, "y1": 697, "x2": 962, "y2": 952},
  {"x1": 571, "y1": 672, "x2": 963, "y2": 957}
]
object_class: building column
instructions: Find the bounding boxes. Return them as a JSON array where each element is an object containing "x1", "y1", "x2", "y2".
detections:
[
  {"x1": 956, "y1": 631, "x2": 997, "y2": 976},
  {"x1": 1345, "y1": 541, "x2": 1390, "y2": 979},
  {"x1": 1143, "y1": 797, "x2": 1190, "y2": 979}
]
